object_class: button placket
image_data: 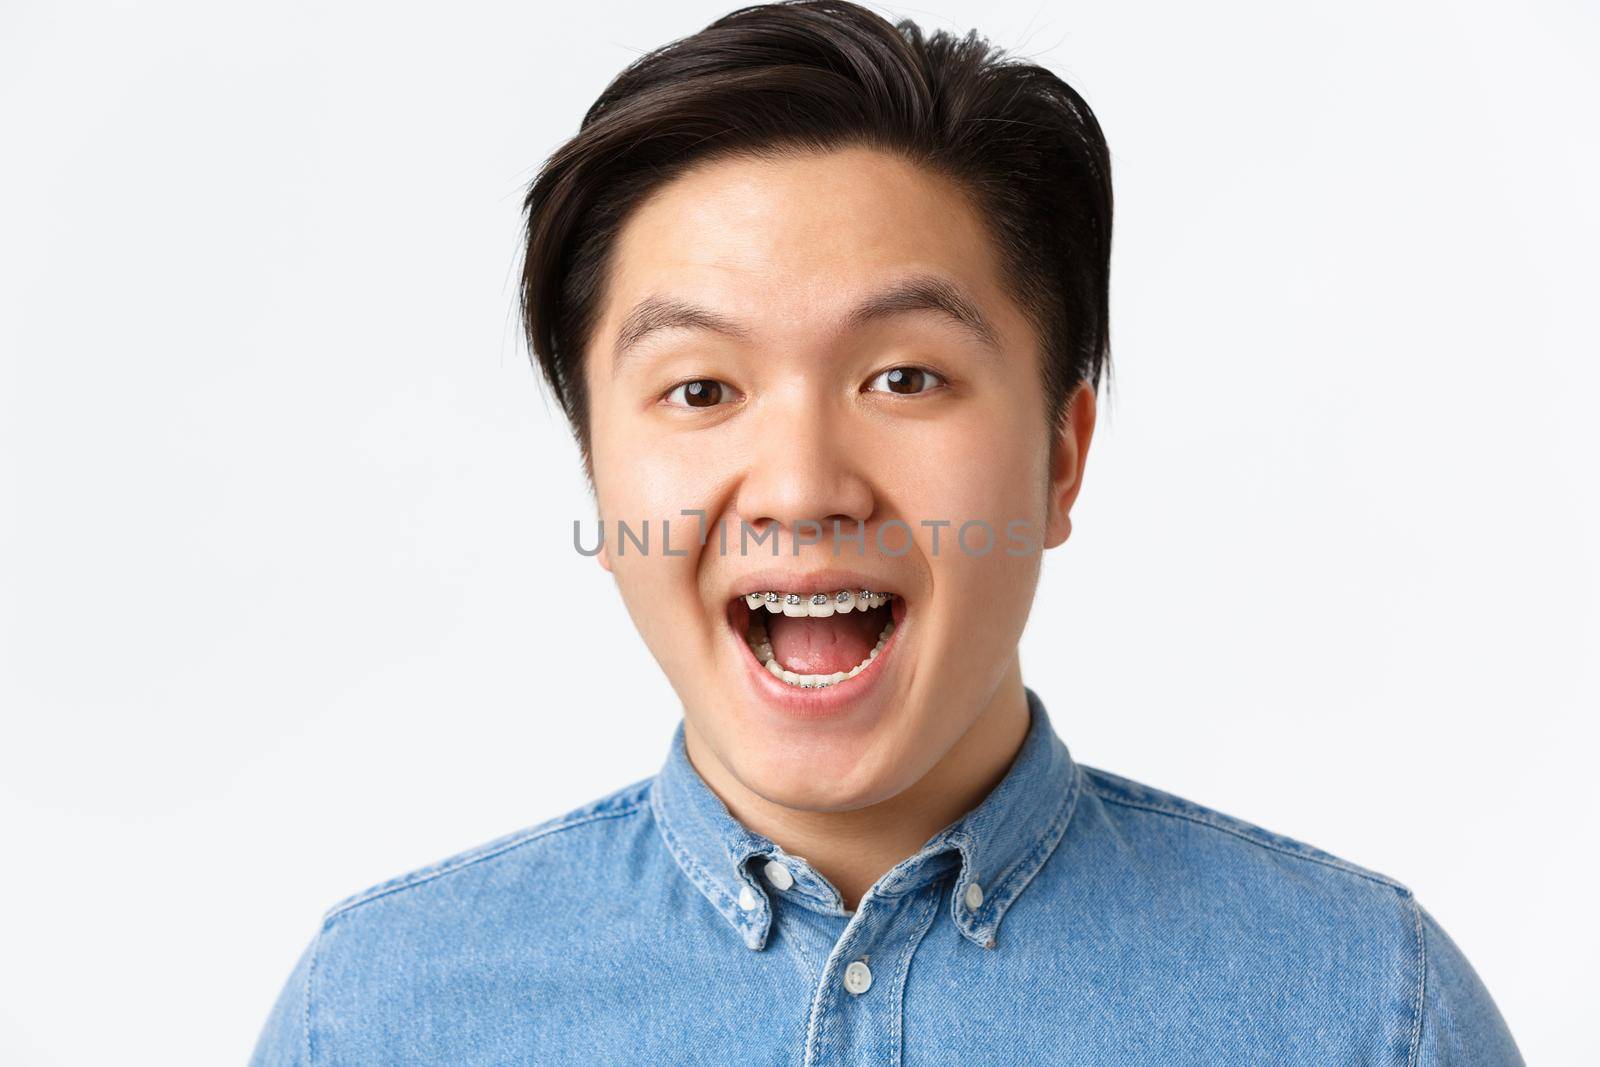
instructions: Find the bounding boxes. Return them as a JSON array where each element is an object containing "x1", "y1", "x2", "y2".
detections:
[{"x1": 801, "y1": 880, "x2": 943, "y2": 1067}]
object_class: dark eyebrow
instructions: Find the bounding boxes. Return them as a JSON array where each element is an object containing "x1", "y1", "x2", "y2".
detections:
[
  {"x1": 611, "y1": 274, "x2": 1003, "y2": 368},
  {"x1": 841, "y1": 274, "x2": 1003, "y2": 355},
  {"x1": 613, "y1": 298, "x2": 753, "y2": 366}
]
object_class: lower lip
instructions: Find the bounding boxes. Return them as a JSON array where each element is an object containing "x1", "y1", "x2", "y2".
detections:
[{"x1": 727, "y1": 600, "x2": 906, "y2": 722}]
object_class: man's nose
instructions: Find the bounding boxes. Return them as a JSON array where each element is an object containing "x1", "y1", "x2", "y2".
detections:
[{"x1": 733, "y1": 397, "x2": 875, "y2": 545}]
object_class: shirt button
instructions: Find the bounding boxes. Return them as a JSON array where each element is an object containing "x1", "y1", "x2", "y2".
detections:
[
  {"x1": 738, "y1": 885, "x2": 758, "y2": 911},
  {"x1": 763, "y1": 859, "x2": 795, "y2": 890},
  {"x1": 843, "y1": 959, "x2": 873, "y2": 996},
  {"x1": 964, "y1": 881, "x2": 984, "y2": 910}
]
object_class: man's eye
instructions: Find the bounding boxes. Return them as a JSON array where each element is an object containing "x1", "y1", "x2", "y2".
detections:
[
  {"x1": 663, "y1": 379, "x2": 734, "y2": 408},
  {"x1": 865, "y1": 366, "x2": 946, "y2": 395}
]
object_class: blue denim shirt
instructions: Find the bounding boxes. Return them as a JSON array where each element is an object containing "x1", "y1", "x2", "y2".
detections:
[{"x1": 251, "y1": 689, "x2": 1522, "y2": 1064}]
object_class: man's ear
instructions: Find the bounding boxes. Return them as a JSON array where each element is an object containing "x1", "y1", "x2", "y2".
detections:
[{"x1": 1043, "y1": 381, "x2": 1097, "y2": 550}]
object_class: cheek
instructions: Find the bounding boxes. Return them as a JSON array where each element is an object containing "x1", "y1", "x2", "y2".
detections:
[
  {"x1": 882, "y1": 401, "x2": 1050, "y2": 539},
  {"x1": 883, "y1": 403, "x2": 1045, "y2": 644},
  {"x1": 602, "y1": 520, "x2": 719, "y2": 691},
  {"x1": 590, "y1": 412, "x2": 736, "y2": 663},
  {"x1": 592, "y1": 407, "x2": 740, "y2": 525},
  {"x1": 594, "y1": 464, "x2": 705, "y2": 630}
]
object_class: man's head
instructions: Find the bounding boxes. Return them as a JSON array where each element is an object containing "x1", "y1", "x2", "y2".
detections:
[{"x1": 520, "y1": 1, "x2": 1110, "y2": 813}]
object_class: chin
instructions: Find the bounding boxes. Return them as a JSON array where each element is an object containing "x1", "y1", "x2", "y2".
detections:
[
  {"x1": 706, "y1": 686, "x2": 939, "y2": 806},
  {"x1": 731, "y1": 747, "x2": 910, "y2": 813}
]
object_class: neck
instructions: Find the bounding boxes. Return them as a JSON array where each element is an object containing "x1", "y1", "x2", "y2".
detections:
[{"x1": 686, "y1": 657, "x2": 1032, "y2": 913}]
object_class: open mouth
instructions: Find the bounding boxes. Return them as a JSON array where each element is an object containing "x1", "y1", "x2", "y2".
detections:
[{"x1": 730, "y1": 589, "x2": 898, "y2": 689}]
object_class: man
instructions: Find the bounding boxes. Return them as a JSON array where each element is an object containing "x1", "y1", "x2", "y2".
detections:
[{"x1": 252, "y1": 2, "x2": 1523, "y2": 1062}]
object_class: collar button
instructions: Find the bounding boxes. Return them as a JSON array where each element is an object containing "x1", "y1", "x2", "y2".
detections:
[{"x1": 762, "y1": 859, "x2": 794, "y2": 890}]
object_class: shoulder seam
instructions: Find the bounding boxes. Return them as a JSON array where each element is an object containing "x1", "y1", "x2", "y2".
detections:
[
  {"x1": 303, "y1": 924, "x2": 320, "y2": 1066},
  {"x1": 320, "y1": 794, "x2": 652, "y2": 928},
  {"x1": 1085, "y1": 781, "x2": 1410, "y2": 894},
  {"x1": 1407, "y1": 894, "x2": 1427, "y2": 1067}
]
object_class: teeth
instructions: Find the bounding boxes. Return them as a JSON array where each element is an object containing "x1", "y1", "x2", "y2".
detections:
[
  {"x1": 741, "y1": 604, "x2": 897, "y2": 690},
  {"x1": 742, "y1": 589, "x2": 892, "y2": 619}
]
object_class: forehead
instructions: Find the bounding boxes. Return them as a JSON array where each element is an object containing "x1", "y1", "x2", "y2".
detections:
[{"x1": 598, "y1": 146, "x2": 1016, "y2": 345}]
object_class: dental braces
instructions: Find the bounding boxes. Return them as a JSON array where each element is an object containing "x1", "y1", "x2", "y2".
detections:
[{"x1": 744, "y1": 589, "x2": 893, "y2": 615}]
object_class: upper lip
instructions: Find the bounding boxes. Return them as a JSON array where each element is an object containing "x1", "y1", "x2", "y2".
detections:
[{"x1": 724, "y1": 567, "x2": 904, "y2": 602}]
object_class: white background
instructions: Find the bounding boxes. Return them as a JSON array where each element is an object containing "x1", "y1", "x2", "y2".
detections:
[{"x1": 2, "y1": 1, "x2": 1595, "y2": 1062}]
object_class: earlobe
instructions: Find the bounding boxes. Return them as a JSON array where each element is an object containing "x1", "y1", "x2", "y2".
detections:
[
  {"x1": 1043, "y1": 512, "x2": 1074, "y2": 551},
  {"x1": 1043, "y1": 381, "x2": 1096, "y2": 550},
  {"x1": 597, "y1": 542, "x2": 613, "y2": 574}
]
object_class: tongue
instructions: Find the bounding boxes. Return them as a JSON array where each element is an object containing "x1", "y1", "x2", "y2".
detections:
[{"x1": 766, "y1": 608, "x2": 883, "y2": 675}]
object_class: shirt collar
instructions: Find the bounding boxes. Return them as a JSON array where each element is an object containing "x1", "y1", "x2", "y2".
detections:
[{"x1": 649, "y1": 686, "x2": 1081, "y2": 952}]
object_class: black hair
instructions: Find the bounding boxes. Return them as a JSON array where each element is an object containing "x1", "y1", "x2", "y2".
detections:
[{"x1": 520, "y1": 0, "x2": 1112, "y2": 468}]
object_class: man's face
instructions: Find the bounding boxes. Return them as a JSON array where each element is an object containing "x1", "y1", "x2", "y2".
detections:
[{"x1": 584, "y1": 145, "x2": 1088, "y2": 813}]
